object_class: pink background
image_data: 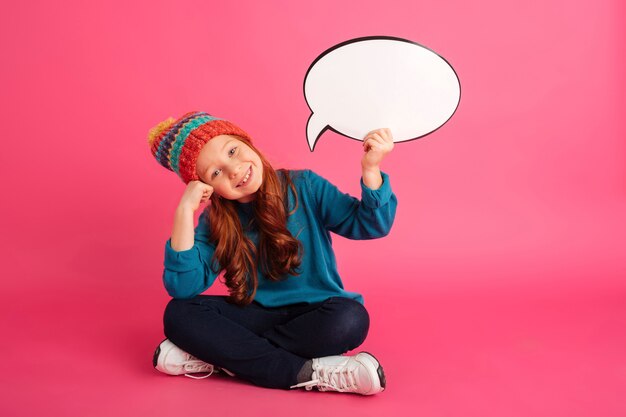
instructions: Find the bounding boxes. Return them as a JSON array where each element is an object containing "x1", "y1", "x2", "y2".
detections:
[{"x1": 1, "y1": 0, "x2": 625, "y2": 416}]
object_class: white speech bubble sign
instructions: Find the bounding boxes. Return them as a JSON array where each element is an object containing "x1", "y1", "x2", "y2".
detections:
[{"x1": 304, "y1": 36, "x2": 461, "y2": 151}]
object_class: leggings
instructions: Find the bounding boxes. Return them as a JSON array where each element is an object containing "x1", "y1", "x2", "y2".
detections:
[{"x1": 163, "y1": 295, "x2": 370, "y2": 389}]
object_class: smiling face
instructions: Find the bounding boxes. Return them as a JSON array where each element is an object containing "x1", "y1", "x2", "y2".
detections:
[{"x1": 195, "y1": 134, "x2": 263, "y2": 203}]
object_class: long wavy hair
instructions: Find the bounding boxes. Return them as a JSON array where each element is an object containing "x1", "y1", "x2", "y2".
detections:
[{"x1": 206, "y1": 138, "x2": 303, "y2": 305}]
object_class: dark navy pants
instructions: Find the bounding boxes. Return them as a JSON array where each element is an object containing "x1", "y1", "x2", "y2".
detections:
[{"x1": 163, "y1": 295, "x2": 370, "y2": 389}]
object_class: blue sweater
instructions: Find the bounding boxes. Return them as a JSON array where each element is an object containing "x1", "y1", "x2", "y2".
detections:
[{"x1": 162, "y1": 169, "x2": 397, "y2": 307}]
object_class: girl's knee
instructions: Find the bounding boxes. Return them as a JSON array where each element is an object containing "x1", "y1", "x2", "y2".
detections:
[
  {"x1": 163, "y1": 296, "x2": 225, "y2": 339},
  {"x1": 163, "y1": 298, "x2": 189, "y2": 337},
  {"x1": 163, "y1": 297, "x2": 207, "y2": 339},
  {"x1": 326, "y1": 297, "x2": 370, "y2": 349}
]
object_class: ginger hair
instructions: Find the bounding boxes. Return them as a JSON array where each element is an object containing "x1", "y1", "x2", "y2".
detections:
[{"x1": 206, "y1": 138, "x2": 302, "y2": 305}]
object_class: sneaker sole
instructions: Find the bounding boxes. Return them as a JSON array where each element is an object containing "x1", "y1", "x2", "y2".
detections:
[
  {"x1": 360, "y1": 351, "x2": 386, "y2": 392},
  {"x1": 153, "y1": 338, "x2": 167, "y2": 368}
]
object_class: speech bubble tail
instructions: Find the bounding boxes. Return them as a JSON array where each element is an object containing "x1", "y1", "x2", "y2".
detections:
[{"x1": 306, "y1": 113, "x2": 329, "y2": 152}]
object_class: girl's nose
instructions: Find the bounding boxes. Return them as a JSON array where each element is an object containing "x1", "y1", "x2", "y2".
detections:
[{"x1": 229, "y1": 164, "x2": 242, "y2": 180}]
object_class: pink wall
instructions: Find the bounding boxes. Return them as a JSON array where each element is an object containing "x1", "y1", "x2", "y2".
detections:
[
  {"x1": 0, "y1": 1, "x2": 625, "y2": 414},
  {"x1": 2, "y1": 0, "x2": 623, "y2": 296}
]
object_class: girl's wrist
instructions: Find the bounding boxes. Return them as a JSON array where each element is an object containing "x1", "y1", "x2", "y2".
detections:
[
  {"x1": 176, "y1": 204, "x2": 195, "y2": 217},
  {"x1": 361, "y1": 162, "x2": 380, "y2": 173},
  {"x1": 361, "y1": 165, "x2": 382, "y2": 190}
]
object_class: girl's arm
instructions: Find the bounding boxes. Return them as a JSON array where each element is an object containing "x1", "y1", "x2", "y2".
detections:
[
  {"x1": 171, "y1": 180, "x2": 213, "y2": 250},
  {"x1": 360, "y1": 128, "x2": 394, "y2": 190},
  {"x1": 305, "y1": 129, "x2": 397, "y2": 239},
  {"x1": 170, "y1": 205, "x2": 195, "y2": 251},
  {"x1": 306, "y1": 168, "x2": 397, "y2": 239},
  {"x1": 163, "y1": 181, "x2": 220, "y2": 299}
]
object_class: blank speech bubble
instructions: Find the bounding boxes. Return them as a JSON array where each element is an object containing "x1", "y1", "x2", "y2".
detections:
[{"x1": 304, "y1": 36, "x2": 461, "y2": 151}]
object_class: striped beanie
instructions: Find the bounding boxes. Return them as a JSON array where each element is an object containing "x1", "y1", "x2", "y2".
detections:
[{"x1": 147, "y1": 111, "x2": 252, "y2": 183}]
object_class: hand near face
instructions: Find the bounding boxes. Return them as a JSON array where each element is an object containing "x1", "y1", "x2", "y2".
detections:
[
  {"x1": 361, "y1": 128, "x2": 394, "y2": 169},
  {"x1": 178, "y1": 180, "x2": 214, "y2": 213}
]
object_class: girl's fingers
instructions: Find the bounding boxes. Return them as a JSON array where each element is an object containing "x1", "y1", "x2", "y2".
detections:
[
  {"x1": 364, "y1": 129, "x2": 395, "y2": 152},
  {"x1": 365, "y1": 143, "x2": 382, "y2": 153},
  {"x1": 376, "y1": 129, "x2": 391, "y2": 143},
  {"x1": 364, "y1": 138, "x2": 377, "y2": 152},
  {"x1": 382, "y1": 129, "x2": 393, "y2": 143},
  {"x1": 367, "y1": 135, "x2": 386, "y2": 148},
  {"x1": 365, "y1": 129, "x2": 393, "y2": 143},
  {"x1": 364, "y1": 133, "x2": 383, "y2": 144}
]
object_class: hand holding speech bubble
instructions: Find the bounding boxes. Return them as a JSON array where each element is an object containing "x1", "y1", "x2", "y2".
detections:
[{"x1": 304, "y1": 36, "x2": 461, "y2": 151}]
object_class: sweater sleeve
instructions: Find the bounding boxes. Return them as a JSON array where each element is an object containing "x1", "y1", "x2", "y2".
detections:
[
  {"x1": 304, "y1": 169, "x2": 397, "y2": 239},
  {"x1": 162, "y1": 209, "x2": 220, "y2": 299}
]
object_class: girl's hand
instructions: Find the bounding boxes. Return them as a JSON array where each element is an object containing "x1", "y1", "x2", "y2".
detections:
[
  {"x1": 178, "y1": 180, "x2": 214, "y2": 213},
  {"x1": 361, "y1": 128, "x2": 395, "y2": 169}
]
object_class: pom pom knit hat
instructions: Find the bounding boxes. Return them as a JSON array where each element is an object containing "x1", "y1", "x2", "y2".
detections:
[{"x1": 147, "y1": 111, "x2": 252, "y2": 184}]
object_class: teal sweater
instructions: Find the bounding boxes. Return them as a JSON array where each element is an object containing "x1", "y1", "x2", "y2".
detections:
[{"x1": 163, "y1": 169, "x2": 397, "y2": 307}]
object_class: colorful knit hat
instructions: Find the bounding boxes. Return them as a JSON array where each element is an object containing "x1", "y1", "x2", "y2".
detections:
[{"x1": 147, "y1": 111, "x2": 252, "y2": 183}]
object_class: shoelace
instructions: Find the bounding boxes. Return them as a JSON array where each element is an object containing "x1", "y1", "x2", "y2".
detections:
[
  {"x1": 316, "y1": 366, "x2": 358, "y2": 392},
  {"x1": 290, "y1": 365, "x2": 358, "y2": 392},
  {"x1": 180, "y1": 355, "x2": 236, "y2": 379},
  {"x1": 183, "y1": 358, "x2": 215, "y2": 379}
]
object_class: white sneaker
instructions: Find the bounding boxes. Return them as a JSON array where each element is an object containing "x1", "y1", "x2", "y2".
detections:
[
  {"x1": 153, "y1": 339, "x2": 234, "y2": 379},
  {"x1": 290, "y1": 352, "x2": 386, "y2": 395}
]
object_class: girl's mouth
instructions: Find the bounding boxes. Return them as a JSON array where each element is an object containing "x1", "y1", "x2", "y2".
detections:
[{"x1": 236, "y1": 166, "x2": 252, "y2": 188}]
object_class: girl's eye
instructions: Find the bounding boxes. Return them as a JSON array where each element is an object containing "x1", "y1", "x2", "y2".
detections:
[{"x1": 210, "y1": 147, "x2": 237, "y2": 178}]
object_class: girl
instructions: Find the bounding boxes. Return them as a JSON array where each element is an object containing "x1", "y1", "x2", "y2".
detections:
[{"x1": 147, "y1": 111, "x2": 397, "y2": 395}]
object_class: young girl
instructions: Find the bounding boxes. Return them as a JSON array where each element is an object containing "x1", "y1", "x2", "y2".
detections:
[{"x1": 147, "y1": 111, "x2": 397, "y2": 395}]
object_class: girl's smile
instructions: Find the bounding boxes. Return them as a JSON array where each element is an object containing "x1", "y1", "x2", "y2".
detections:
[{"x1": 236, "y1": 166, "x2": 253, "y2": 188}]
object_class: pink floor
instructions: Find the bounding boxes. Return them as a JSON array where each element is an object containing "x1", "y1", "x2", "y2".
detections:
[
  {"x1": 3, "y1": 253, "x2": 625, "y2": 416},
  {"x1": 2, "y1": 1, "x2": 625, "y2": 415}
]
